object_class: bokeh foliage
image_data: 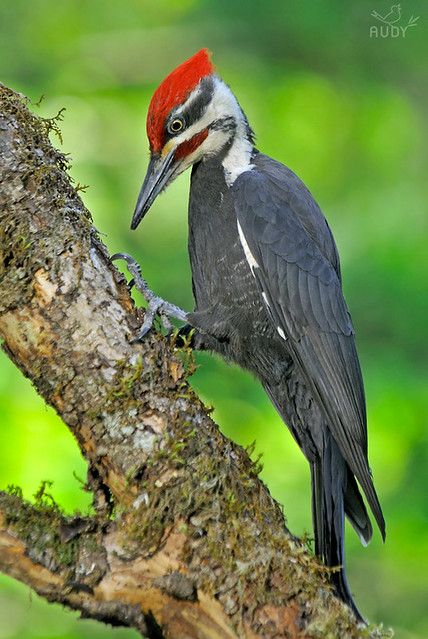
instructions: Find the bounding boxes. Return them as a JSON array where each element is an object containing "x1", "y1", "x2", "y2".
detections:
[{"x1": 0, "y1": 1, "x2": 427, "y2": 637}]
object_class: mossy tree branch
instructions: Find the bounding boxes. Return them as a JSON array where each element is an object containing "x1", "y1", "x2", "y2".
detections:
[{"x1": 0, "y1": 83, "x2": 385, "y2": 638}]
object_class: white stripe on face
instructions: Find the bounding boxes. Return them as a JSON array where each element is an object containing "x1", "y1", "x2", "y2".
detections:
[{"x1": 165, "y1": 78, "x2": 254, "y2": 184}]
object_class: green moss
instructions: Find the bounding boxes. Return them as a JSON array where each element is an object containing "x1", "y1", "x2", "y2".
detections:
[
  {"x1": 0, "y1": 85, "x2": 71, "y2": 186},
  {"x1": 33, "y1": 480, "x2": 61, "y2": 509},
  {"x1": 2, "y1": 484, "x2": 76, "y2": 571},
  {"x1": 1, "y1": 483, "x2": 105, "y2": 580},
  {"x1": 107, "y1": 356, "x2": 144, "y2": 400},
  {"x1": 0, "y1": 84, "x2": 93, "y2": 309},
  {"x1": 0, "y1": 226, "x2": 33, "y2": 276},
  {"x1": 170, "y1": 328, "x2": 198, "y2": 377}
]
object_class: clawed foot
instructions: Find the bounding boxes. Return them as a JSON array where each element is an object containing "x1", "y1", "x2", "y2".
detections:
[{"x1": 112, "y1": 253, "x2": 188, "y2": 341}]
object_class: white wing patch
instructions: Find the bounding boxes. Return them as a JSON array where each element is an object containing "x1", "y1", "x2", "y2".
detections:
[
  {"x1": 261, "y1": 291, "x2": 270, "y2": 308},
  {"x1": 277, "y1": 326, "x2": 287, "y2": 340},
  {"x1": 237, "y1": 221, "x2": 258, "y2": 273},
  {"x1": 238, "y1": 222, "x2": 287, "y2": 342}
]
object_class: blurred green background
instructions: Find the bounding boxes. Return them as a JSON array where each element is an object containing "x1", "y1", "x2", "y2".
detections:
[{"x1": 0, "y1": 1, "x2": 427, "y2": 637}]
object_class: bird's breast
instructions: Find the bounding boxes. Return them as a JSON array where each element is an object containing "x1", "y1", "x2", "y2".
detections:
[{"x1": 188, "y1": 159, "x2": 267, "y2": 329}]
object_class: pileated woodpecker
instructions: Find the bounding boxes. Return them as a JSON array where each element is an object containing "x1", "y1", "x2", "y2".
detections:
[{"x1": 119, "y1": 49, "x2": 385, "y2": 620}]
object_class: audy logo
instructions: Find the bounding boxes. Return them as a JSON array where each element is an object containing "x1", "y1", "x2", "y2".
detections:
[{"x1": 370, "y1": 4, "x2": 419, "y2": 37}]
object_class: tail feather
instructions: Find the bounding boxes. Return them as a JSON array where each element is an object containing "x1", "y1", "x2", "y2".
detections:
[
  {"x1": 344, "y1": 470, "x2": 373, "y2": 546},
  {"x1": 311, "y1": 436, "x2": 366, "y2": 623},
  {"x1": 353, "y1": 461, "x2": 386, "y2": 542},
  {"x1": 262, "y1": 378, "x2": 378, "y2": 621}
]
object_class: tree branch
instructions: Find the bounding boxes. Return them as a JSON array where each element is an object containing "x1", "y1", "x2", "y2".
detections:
[{"x1": 0, "y1": 83, "x2": 384, "y2": 638}]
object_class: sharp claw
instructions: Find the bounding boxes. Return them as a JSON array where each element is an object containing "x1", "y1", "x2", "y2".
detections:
[
  {"x1": 112, "y1": 252, "x2": 188, "y2": 340},
  {"x1": 111, "y1": 252, "x2": 132, "y2": 263},
  {"x1": 131, "y1": 316, "x2": 155, "y2": 342},
  {"x1": 130, "y1": 327, "x2": 150, "y2": 343}
]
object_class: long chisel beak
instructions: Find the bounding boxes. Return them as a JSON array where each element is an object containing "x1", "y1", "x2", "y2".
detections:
[{"x1": 131, "y1": 149, "x2": 177, "y2": 230}]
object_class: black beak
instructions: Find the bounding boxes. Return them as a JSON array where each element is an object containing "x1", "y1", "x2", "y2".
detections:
[{"x1": 131, "y1": 149, "x2": 177, "y2": 230}]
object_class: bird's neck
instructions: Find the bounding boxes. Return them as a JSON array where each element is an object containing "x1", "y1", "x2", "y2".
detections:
[
  {"x1": 209, "y1": 78, "x2": 255, "y2": 186},
  {"x1": 222, "y1": 122, "x2": 255, "y2": 186}
]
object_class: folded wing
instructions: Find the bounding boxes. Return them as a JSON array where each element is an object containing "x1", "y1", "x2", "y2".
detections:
[{"x1": 233, "y1": 165, "x2": 385, "y2": 538}]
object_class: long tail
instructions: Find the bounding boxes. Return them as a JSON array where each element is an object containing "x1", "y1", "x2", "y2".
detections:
[
  {"x1": 262, "y1": 378, "x2": 373, "y2": 620},
  {"x1": 310, "y1": 434, "x2": 371, "y2": 622}
]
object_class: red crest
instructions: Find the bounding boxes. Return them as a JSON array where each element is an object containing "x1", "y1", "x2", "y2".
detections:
[{"x1": 147, "y1": 49, "x2": 214, "y2": 152}]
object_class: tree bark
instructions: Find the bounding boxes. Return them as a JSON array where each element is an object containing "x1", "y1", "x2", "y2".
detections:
[{"x1": 0, "y1": 83, "x2": 384, "y2": 638}]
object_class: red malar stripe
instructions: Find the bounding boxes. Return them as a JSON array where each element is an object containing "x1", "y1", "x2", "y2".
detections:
[{"x1": 174, "y1": 128, "x2": 209, "y2": 160}]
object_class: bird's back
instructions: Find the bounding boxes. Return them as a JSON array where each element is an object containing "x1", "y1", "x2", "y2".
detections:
[{"x1": 249, "y1": 153, "x2": 342, "y2": 278}]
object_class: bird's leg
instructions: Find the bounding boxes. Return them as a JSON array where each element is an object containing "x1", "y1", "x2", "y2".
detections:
[{"x1": 112, "y1": 253, "x2": 188, "y2": 341}]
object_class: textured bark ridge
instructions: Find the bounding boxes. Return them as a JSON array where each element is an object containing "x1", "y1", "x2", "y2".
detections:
[{"x1": 0, "y1": 84, "x2": 388, "y2": 638}]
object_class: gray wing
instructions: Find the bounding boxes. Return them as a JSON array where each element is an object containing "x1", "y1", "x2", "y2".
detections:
[{"x1": 233, "y1": 161, "x2": 385, "y2": 538}]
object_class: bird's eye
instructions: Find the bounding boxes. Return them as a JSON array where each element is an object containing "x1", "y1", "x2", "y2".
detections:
[{"x1": 167, "y1": 117, "x2": 185, "y2": 135}]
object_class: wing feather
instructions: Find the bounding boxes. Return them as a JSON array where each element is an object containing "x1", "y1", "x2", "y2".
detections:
[{"x1": 234, "y1": 163, "x2": 385, "y2": 538}]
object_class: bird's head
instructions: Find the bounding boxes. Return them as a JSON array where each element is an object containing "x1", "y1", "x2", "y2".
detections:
[{"x1": 131, "y1": 48, "x2": 254, "y2": 229}]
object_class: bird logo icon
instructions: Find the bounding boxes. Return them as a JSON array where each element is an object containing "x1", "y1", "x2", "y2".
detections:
[
  {"x1": 371, "y1": 3, "x2": 402, "y2": 25},
  {"x1": 370, "y1": 4, "x2": 419, "y2": 36}
]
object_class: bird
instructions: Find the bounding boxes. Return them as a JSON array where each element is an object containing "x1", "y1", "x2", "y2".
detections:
[
  {"x1": 371, "y1": 4, "x2": 401, "y2": 25},
  {"x1": 122, "y1": 48, "x2": 386, "y2": 621}
]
